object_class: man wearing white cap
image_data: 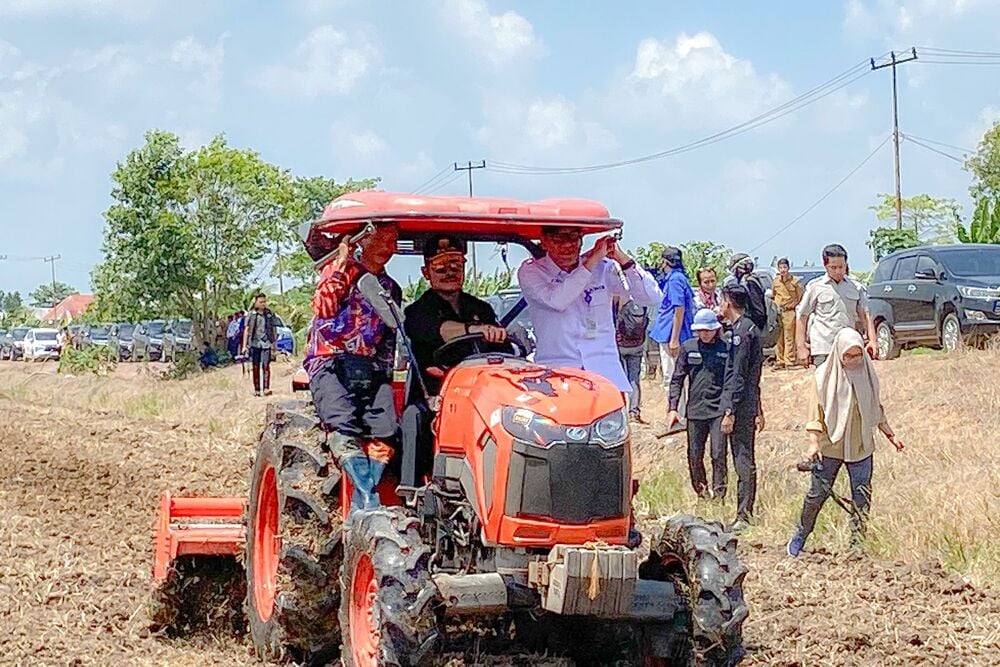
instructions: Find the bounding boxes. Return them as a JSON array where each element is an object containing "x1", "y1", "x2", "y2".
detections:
[{"x1": 666, "y1": 308, "x2": 731, "y2": 500}]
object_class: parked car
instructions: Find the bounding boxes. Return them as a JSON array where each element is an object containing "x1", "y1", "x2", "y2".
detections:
[
  {"x1": 482, "y1": 288, "x2": 536, "y2": 357},
  {"x1": 789, "y1": 267, "x2": 826, "y2": 287},
  {"x1": 1, "y1": 326, "x2": 31, "y2": 360},
  {"x1": 868, "y1": 244, "x2": 1000, "y2": 359},
  {"x1": 80, "y1": 324, "x2": 113, "y2": 351},
  {"x1": 162, "y1": 319, "x2": 194, "y2": 362},
  {"x1": 274, "y1": 315, "x2": 295, "y2": 355},
  {"x1": 132, "y1": 319, "x2": 167, "y2": 362},
  {"x1": 68, "y1": 324, "x2": 86, "y2": 349},
  {"x1": 22, "y1": 328, "x2": 61, "y2": 361},
  {"x1": 108, "y1": 323, "x2": 136, "y2": 361}
]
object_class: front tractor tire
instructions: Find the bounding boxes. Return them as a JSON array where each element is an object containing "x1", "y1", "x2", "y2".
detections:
[
  {"x1": 339, "y1": 508, "x2": 440, "y2": 667},
  {"x1": 246, "y1": 400, "x2": 344, "y2": 665},
  {"x1": 641, "y1": 515, "x2": 749, "y2": 666}
]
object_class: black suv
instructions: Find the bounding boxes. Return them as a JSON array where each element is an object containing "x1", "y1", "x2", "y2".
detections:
[
  {"x1": 108, "y1": 323, "x2": 135, "y2": 361},
  {"x1": 869, "y1": 244, "x2": 1000, "y2": 358}
]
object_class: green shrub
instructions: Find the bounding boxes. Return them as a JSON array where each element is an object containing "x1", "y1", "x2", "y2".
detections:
[{"x1": 58, "y1": 345, "x2": 117, "y2": 376}]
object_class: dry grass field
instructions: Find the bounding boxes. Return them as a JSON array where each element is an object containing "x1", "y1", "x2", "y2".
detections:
[{"x1": 0, "y1": 352, "x2": 998, "y2": 665}]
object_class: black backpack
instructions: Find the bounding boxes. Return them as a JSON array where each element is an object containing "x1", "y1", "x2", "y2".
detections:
[{"x1": 615, "y1": 302, "x2": 649, "y2": 350}]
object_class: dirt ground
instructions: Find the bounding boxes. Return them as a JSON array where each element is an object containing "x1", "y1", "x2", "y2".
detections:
[{"x1": 0, "y1": 357, "x2": 998, "y2": 666}]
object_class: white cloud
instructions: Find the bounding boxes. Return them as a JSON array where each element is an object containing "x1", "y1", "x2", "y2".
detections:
[
  {"x1": 169, "y1": 35, "x2": 227, "y2": 110},
  {"x1": 962, "y1": 105, "x2": 1000, "y2": 149},
  {"x1": 721, "y1": 158, "x2": 775, "y2": 215},
  {"x1": 609, "y1": 31, "x2": 792, "y2": 129},
  {"x1": 475, "y1": 94, "x2": 617, "y2": 161},
  {"x1": 844, "y1": 0, "x2": 996, "y2": 38},
  {"x1": 257, "y1": 26, "x2": 376, "y2": 98},
  {"x1": 439, "y1": 0, "x2": 542, "y2": 66},
  {"x1": 0, "y1": 0, "x2": 157, "y2": 19},
  {"x1": 348, "y1": 129, "x2": 388, "y2": 157}
]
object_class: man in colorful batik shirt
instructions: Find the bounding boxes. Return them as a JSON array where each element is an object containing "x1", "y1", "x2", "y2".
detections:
[{"x1": 304, "y1": 221, "x2": 402, "y2": 514}]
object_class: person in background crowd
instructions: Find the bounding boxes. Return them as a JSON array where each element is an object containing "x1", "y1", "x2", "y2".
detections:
[
  {"x1": 727, "y1": 253, "x2": 768, "y2": 332},
  {"x1": 666, "y1": 308, "x2": 730, "y2": 500},
  {"x1": 649, "y1": 246, "x2": 695, "y2": 423},
  {"x1": 518, "y1": 227, "x2": 662, "y2": 394},
  {"x1": 242, "y1": 294, "x2": 278, "y2": 396},
  {"x1": 772, "y1": 258, "x2": 804, "y2": 370},
  {"x1": 644, "y1": 314, "x2": 660, "y2": 380},
  {"x1": 305, "y1": 222, "x2": 401, "y2": 515},
  {"x1": 226, "y1": 311, "x2": 244, "y2": 361},
  {"x1": 199, "y1": 341, "x2": 219, "y2": 369},
  {"x1": 719, "y1": 284, "x2": 765, "y2": 532},
  {"x1": 796, "y1": 244, "x2": 877, "y2": 367},
  {"x1": 786, "y1": 328, "x2": 905, "y2": 557},
  {"x1": 615, "y1": 297, "x2": 650, "y2": 422},
  {"x1": 693, "y1": 267, "x2": 722, "y2": 311}
]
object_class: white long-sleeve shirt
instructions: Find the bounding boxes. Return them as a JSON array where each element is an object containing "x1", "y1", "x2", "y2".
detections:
[{"x1": 518, "y1": 255, "x2": 663, "y2": 392}]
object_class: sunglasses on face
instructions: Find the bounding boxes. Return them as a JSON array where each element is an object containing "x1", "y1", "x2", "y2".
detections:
[
  {"x1": 430, "y1": 261, "x2": 465, "y2": 275},
  {"x1": 546, "y1": 233, "x2": 582, "y2": 245}
]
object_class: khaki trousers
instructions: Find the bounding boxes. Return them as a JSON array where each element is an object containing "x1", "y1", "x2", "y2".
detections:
[{"x1": 777, "y1": 310, "x2": 797, "y2": 366}]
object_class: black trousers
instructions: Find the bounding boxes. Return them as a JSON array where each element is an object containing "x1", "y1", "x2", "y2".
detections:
[
  {"x1": 250, "y1": 347, "x2": 272, "y2": 391},
  {"x1": 730, "y1": 405, "x2": 758, "y2": 521},
  {"x1": 687, "y1": 417, "x2": 727, "y2": 498},
  {"x1": 799, "y1": 455, "x2": 873, "y2": 537},
  {"x1": 309, "y1": 358, "x2": 398, "y2": 463}
]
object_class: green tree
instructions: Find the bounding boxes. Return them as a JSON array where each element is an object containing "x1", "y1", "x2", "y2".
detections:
[
  {"x1": 632, "y1": 242, "x2": 666, "y2": 271},
  {"x1": 272, "y1": 175, "x2": 380, "y2": 287},
  {"x1": 967, "y1": 120, "x2": 1000, "y2": 201},
  {"x1": 869, "y1": 193, "x2": 961, "y2": 244},
  {"x1": 91, "y1": 131, "x2": 298, "y2": 340},
  {"x1": 29, "y1": 281, "x2": 78, "y2": 307},
  {"x1": 680, "y1": 240, "x2": 733, "y2": 280},
  {"x1": 0, "y1": 290, "x2": 24, "y2": 313},
  {"x1": 868, "y1": 227, "x2": 920, "y2": 260},
  {"x1": 956, "y1": 198, "x2": 1000, "y2": 244}
]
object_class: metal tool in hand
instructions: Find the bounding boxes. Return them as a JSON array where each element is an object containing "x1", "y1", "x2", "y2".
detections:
[
  {"x1": 795, "y1": 459, "x2": 860, "y2": 519},
  {"x1": 314, "y1": 221, "x2": 376, "y2": 268}
]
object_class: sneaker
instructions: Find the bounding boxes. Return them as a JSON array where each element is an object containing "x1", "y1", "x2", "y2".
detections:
[
  {"x1": 729, "y1": 518, "x2": 752, "y2": 534},
  {"x1": 263, "y1": 389, "x2": 273, "y2": 396},
  {"x1": 786, "y1": 531, "x2": 806, "y2": 558},
  {"x1": 253, "y1": 391, "x2": 262, "y2": 397}
]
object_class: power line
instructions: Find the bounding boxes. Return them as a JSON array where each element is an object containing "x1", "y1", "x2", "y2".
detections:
[
  {"x1": 904, "y1": 136, "x2": 965, "y2": 164},
  {"x1": 486, "y1": 57, "x2": 882, "y2": 175},
  {"x1": 903, "y1": 134, "x2": 975, "y2": 155},
  {"x1": 916, "y1": 59, "x2": 1000, "y2": 66},
  {"x1": 915, "y1": 46, "x2": 1000, "y2": 58},
  {"x1": 748, "y1": 134, "x2": 892, "y2": 254},
  {"x1": 421, "y1": 171, "x2": 464, "y2": 195},
  {"x1": 412, "y1": 165, "x2": 454, "y2": 195}
]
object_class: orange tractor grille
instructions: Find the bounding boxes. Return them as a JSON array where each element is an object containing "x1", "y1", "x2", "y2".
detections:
[{"x1": 152, "y1": 490, "x2": 246, "y2": 587}]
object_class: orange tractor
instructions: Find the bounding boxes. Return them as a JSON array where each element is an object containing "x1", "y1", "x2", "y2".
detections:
[{"x1": 153, "y1": 192, "x2": 748, "y2": 665}]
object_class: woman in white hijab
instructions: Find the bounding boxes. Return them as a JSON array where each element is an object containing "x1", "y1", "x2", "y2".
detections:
[{"x1": 786, "y1": 328, "x2": 905, "y2": 557}]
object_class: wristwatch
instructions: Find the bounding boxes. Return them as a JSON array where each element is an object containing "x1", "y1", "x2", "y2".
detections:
[{"x1": 620, "y1": 259, "x2": 636, "y2": 271}]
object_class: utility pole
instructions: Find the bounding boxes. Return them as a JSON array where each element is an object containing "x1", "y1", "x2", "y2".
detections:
[
  {"x1": 42, "y1": 255, "x2": 61, "y2": 295},
  {"x1": 871, "y1": 48, "x2": 918, "y2": 230},
  {"x1": 275, "y1": 239, "x2": 284, "y2": 296},
  {"x1": 453, "y1": 160, "x2": 486, "y2": 289}
]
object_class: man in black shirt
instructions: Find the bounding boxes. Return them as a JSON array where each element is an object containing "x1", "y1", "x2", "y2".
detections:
[
  {"x1": 727, "y1": 253, "x2": 768, "y2": 332},
  {"x1": 404, "y1": 234, "x2": 509, "y2": 397},
  {"x1": 719, "y1": 284, "x2": 765, "y2": 532},
  {"x1": 666, "y1": 307, "x2": 730, "y2": 500}
]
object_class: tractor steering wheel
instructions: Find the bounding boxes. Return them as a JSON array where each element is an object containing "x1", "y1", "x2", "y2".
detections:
[{"x1": 432, "y1": 333, "x2": 516, "y2": 370}]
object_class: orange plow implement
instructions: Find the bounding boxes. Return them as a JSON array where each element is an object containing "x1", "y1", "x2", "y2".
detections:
[{"x1": 150, "y1": 491, "x2": 247, "y2": 635}]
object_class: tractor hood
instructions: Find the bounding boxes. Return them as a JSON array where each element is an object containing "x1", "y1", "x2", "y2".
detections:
[{"x1": 443, "y1": 359, "x2": 626, "y2": 427}]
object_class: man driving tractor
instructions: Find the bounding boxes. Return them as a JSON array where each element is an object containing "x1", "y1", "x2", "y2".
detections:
[
  {"x1": 403, "y1": 233, "x2": 510, "y2": 397},
  {"x1": 304, "y1": 220, "x2": 402, "y2": 515}
]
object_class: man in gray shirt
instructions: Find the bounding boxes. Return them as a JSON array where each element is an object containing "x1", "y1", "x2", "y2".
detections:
[
  {"x1": 796, "y1": 244, "x2": 876, "y2": 366},
  {"x1": 242, "y1": 292, "x2": 278, "y2": 396}
]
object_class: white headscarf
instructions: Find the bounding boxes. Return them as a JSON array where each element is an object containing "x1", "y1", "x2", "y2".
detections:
[{"x1": 815, "y1": 329, "x2": 882, "y2": 443}]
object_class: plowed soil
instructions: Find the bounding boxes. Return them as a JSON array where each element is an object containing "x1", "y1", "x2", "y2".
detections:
[{"x1": 0, "y1": 359, "x2": 997, "y2": 666}]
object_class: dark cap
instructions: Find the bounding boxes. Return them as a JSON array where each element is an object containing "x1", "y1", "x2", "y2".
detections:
[
  {"x1": 661, "y1": 245, "x2": 683, "y2": 266},
  {"x1": 422, "y1": 234, "x2": 467, "y2": 261}
]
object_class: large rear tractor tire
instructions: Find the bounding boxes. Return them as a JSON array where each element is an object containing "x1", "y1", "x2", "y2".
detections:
[
  {"x1": 640, "y1": 514, "x2": 749, "y2": 666},
  {"x1": 246, "y1": 400, "x2": 344, "y2": 665},
  {"x1": 339, "y1": 508, "x2": 440, "y2": 666}
]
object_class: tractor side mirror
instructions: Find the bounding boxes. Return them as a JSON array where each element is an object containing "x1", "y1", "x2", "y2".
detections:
[{"x1": 358, "y1": 273, "x2": 402, "y2": 330}]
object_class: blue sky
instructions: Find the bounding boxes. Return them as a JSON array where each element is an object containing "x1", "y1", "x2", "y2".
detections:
[{"x1": 1, "y1": 0, "x2": 998, "y2": 298}]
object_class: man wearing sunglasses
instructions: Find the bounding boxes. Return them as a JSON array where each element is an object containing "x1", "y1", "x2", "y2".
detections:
[
  {"x1": 404, "y1": 234, "x2": 509, "y2": 397},
  {"x1": 518, "y1": 226, "x2": 662, "y2": 393}
]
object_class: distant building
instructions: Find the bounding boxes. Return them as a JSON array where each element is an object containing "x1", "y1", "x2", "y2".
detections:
[{"x1": 42, "y1": 294, "x2": 94, "y2": 323}]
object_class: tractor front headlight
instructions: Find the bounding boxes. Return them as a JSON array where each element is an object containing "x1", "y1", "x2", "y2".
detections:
[
  {"x1": 501, "y1": 407, "x2": 565, "y2": 449},
  {"x1": 592, "y1": 408, "x2": 629, "y2": 448}
]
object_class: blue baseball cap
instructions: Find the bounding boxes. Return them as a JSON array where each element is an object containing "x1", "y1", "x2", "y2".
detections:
[{"x1": 691, "y1": 308, "x2": 722, "y2": 331}]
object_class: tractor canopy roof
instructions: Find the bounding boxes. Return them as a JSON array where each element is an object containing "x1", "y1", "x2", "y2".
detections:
[{"x1": 300, "y1": 191, "x2": 622, "y2": 261}]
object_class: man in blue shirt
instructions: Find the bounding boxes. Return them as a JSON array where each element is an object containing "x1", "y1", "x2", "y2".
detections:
[{"x1": 650, "y1": 246, "x2": 695, "y2": 419}]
